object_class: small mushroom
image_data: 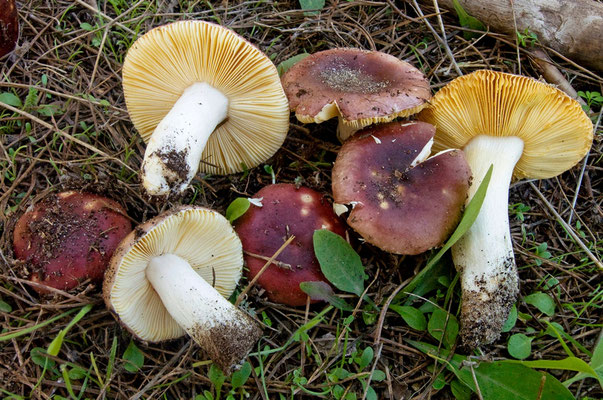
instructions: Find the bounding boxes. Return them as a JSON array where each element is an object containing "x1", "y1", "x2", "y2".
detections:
[
  {"x1": 122, "y1": 20, "x2": 290, "y2": 196},
  {"x1": 13, "y1": 191, "x2": 132, "y2": 293},
  {"x1": 0, "y1": 0, "x2": 18, "y2": 58},
  {"x1": 418, "y1": 70, "x2": 593, "y2": 348},
  {"x1": 103, "y1": 206, "x2": 261, "y2": 374},
  {"x1": 234, "y1": 184, "x2": 346, "y2": 306},
  {"x1": 281, "y1": 48, "x2": 431, "y2": 141},
  {"x1": 332, "y1": 121, "x2": 471, "y2": 255}
]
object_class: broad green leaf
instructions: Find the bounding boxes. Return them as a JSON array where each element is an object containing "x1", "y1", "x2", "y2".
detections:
[
  {"x1": 123, "y1": 340, "x2": 144, "y2": 372},
  {"x1": 507, "y1": 333, "x2": 532, "y2": 360},
  {"x1": 80, "y1": 22, "x2": 94, "y2": 31},
  {"x1": 427, "y1": 309, "x2": 459, "y2": 349},
  {"x1": 47, "y1": 304, "x2": 93, "y2": 356},
  {"x1": 389, "y1": 305, "x2": 427, "y2": 331},
  {"x1": 501, "y1": 304, "x2": 517, "y2": 332},
  {"x1": 564, "y1": 337, "x2": 603, "y2": 388},
  {"x1": 67, "y1": 366, "x2": 87, "y2": 380},
  {"x1": 209, "y1": 363, "x2": 226, "y2": 398},
  {"x1": 31, "y1": 347, "x2": 55, "y2": 368},
  {"x1": 371, "y1": 369, "x2": 385, "y2": 382},
  {"x1": 408, "y1": 340, "x2": 574, "y2": 400},
  {"x1": 0, "y1": 299, "x2": 12, "y2": 313},
  {"x1": 357, "y1": 347, "x2": 373, "y2": 370},
  {"x1": 225, "y1": 197, "x2": 250, "y2": 223},
  {"x1": 299, "y1": 281, "x2": 353, "y2": 311},
  {"x1": 451, "y1": 0, "x2": 486, "y2": 39},
  {"x1": 450, "y1": 378, "x2": 472, "y2": 400},
  {"x1": 277, "y1": 53, "x2": 310, "y2": 76},
  {"x1": 299, "y1": 0, "x2": 325, "y2": 16},
  {"x1": 313, "y1": 229, "x2": 365, "y2": 297},
  {"x1": 0, "y1": 92, "x2": 22, "y2": 108},
  {"x1": 231, "y1": 361, "x2": 252, "y2": 389},
  {"x1": 524, "y1": 292, "x2": 556, "y2": 316}
]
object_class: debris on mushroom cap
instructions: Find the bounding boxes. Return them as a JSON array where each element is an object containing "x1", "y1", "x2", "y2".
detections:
[
  {"x1": 234, "y1": 184, "x2": 347, "y2": 306},
  {"x1": 418, "y1": 69, "x2": 593, "y2": 180},
  {"x1": 0, "y1": 0, "x2": 19, "y2": 58},
  {"x1": 13, "y1": 191, "x2": 132, "y2": 293},
  {"x1": 122, "y1": 20, "x2": 290, "y2": 182},
  {"x1": 103, "y1": 206, "x2": 261, "y2": 374},
  {"x1": 281, "y1": 48, "x2": 431, "y2": 139},
  {"x1": 332, "y1": 121, "x2": 471, "y2": 255}
]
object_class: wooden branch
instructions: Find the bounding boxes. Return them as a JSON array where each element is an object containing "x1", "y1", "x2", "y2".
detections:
[{"x1": 416, "y1": 0, "x2": 603, "y2": 72}]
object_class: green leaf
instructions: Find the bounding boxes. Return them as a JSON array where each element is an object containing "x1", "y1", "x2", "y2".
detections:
[
  {"x1": 225, "y1": 197, "x2": 250, "y2": 223},
  {"x1": 277, "y1": 53, "x2": 310, "y2": 76},
  {"x1": 356, "y1": 347, "x2": 373, "y2": 370},
  {"x1": 450, "y1": 378, "x2": 472, "y2": 400},
  {"x1": 209, "y1": 363, "x2": 226, "y2": 398},
  {"x1": 230, "y1": 361, "x2": 252, "y2": 389},
  {"x1": 123, "y1": 340, "x2": 144, "y2": 372},
  {"x1": 47, "y1": 304, "x2": 93, "y2": 357},
  {"x1": 299, "y1": 0, "x2": 325, "y2": 16},
  {"x1": 427, "y1": 308, "x2": 459, "y2": 349},
  {"x1": 371, "y1": 369, "x2": 385, "y2": 382},
  {"x1": 564, "y1": 336, "x2": 603, "y2": 388},
  {"x1": 507, "y1": 333, "x2": 533, "y2": 360},
  {"x1": 68, "y1": 366, "x2": 87, "y2": 380},
  {"x1": 408, "y1": 340, "x2": 574, "y2": 400},
  {"x1": 451, "y1": 0, "x2": 485, "y2": 39},
  {"x1": 31, "y1": 347, "x2": 55, "y2": 369},
  {"x1": 501, "y1": 304, "x2": 517, "y2": 332},
  {"x1": 299, "y1": 281, "x2": 353, "y2": 311},
  {"x1": 389, "y1": 305, "x2": 427, "y2": 331},
  {"x1": 80, "y1": 22, "x2": 94, "y2": 31},
  {"x1": 0, "y1": 92, "x2": 22, "y2": 108},
  {"x1": 524, "y1": 292, "x2": 556, "y2": 316},
  {"x1": 313, "y1": 229, "x2": 365, "y2": 297},
  {"x1": 0, "y1": 299, "x2": 12, "y2": 313}
]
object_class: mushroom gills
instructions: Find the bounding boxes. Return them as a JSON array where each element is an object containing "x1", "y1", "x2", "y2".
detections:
[
  {"x1": 145, "y1": 253, "x2": 260, "y2": 372},
  {"x1": 141, "y1": 82, "x2": 229, "y2": 196}
]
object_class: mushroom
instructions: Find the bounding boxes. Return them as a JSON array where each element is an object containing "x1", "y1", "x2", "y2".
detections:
[
  {"x1": 332, "y1": 121, "x2": 471, "y2": 255},
  {"x1": 103, "y1": 206, "x2": 261, "y2": 373},
  {"x1": 418, "y1": 70, "x2": 594, "y2": 347},
  {"x1": 0, "y1": 0, "x2": 18, "y2": 58},
  {"x1": 13, "y1": 191, "x2": 132, "y2": 293},
  {"x1": 122, "y1": 20, "x2": 290, "y2": 196},
  {"x1": 234, "y1": 184, "x2": 346, "y2": 306},
  {"x1": 281, "y1": 48, "x2": 431, "y2": 141}
]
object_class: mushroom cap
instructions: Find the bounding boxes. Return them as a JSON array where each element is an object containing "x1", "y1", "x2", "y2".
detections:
[
  {"x1": 234, "y1": 184, "x2": 346, "y2": 306},
  {"x1": 122, "y1": 20, "x2": 290, "y2": 175},
  {"x1": 0, "y1": 0, "x2": 19, "y2": 58},
  {"x1": 13, "y1": 191, "x2": 132, "y2": 293},
  {"x1": 103, "y1": 206, "x2": 243, "y2": 342},
  {"x1": 281, "y1": 48, "x2": 431, "y2": 129},
  {"x1": 418, "y1": 70, "x2": 594, "y2": 180},
  {"x1": 332, "y1": 122, "x2": 471, "y2": 255}
]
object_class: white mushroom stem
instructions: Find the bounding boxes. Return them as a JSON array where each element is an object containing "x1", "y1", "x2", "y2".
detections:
[
  {"x1": 146, "y1": 253, "x2": 260, "y2": 372},
  {"x1": 452, "y1": 135, "x2": 524, "y2": 347},
  {"x1": 141, "y1": 82, "x2": 229, "y2": 196}
]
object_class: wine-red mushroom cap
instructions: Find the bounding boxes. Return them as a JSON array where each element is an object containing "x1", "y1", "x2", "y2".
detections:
[
  {"x1": 0, "y1": 0, "x2": 18, "y2": 58},
  {"x1": 234, "y1": 184, "x2": 346, "y2": 306},
  {"x1": 332, "y1": 122, "x2": 471, "y2": 255},
  {"x1": 13, "y1": 191, "x2": 132, "y2": 293},
  {"x1": 281, "y1": 48, "x2": 431, "y2": 140}
]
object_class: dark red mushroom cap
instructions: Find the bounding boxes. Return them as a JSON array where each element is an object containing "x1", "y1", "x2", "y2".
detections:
[
  {"x1": 234, "y1": 184, "x2": 346, "y2": 306},
  {"x1": 0, "y1": 0, "x2": 18, "y2": 58},
  {"x1": 13, "y1": 191, "x2": 132, "y2": 293},
  {"x1": 332, "y1": 121, "x2": 472, "y2": 255},
  {"x1": 281, "y1": 48, "x2": 431, "y2": 129}
]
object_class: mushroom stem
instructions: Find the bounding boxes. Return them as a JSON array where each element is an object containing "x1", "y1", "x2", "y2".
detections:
[
  {"x1": 146, "y1": 253, "x2": 260, "y2": 373},
  {"x1": 452, "y1": 135, "x2": 524, "y2": 348},
  {"x1": 141, "y1": 82, "x2": 229, "y2": 196}
]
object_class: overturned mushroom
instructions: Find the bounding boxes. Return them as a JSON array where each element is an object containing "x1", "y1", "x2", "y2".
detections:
[
  {"x1": 13, "y1": 191, "x2": 132, "y2": 293},
  {"x1": 234, "y1": 184, "x2": 346, "y2": 306},
  {"x1": 103, "y1": 206, "x2": 261, "y2": 373},
  {"x1": 281, "y1": 48, "x2": 430, "y2": 141},
  {"x1": 332, "y1": 121, "x2": 471, "y2": 255},
  {"x1": 418, "y1": 70, "x2": 593, "y2": 347},
  {"x1": 123, "y1": 20, "x2": 289, "y2": 196}
]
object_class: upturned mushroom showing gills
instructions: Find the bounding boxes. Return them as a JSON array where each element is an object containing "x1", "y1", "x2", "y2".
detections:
[
  {"x1": 234, "y1": 184, "x2": 346, "y2": 306},
  {"x1": 122, "y1": 20, "x2": 289, "y2": 196},
  {"x1": 281, "y1": 48, "x2": 431, "y2": 141},
  {"x1": 103, "y1": 206, "x2": 261, "y2": 374},
  {"x1": 418, "y1": 70, "x2": 593, "y2": 348},
  {"x1": 13, "y1": 191, "x2": 132, "y2": 293},
  {"x1": 332, "y1": 121, "x2": 471, "y2": 255},
  {"x1": 0, "y1": 0, "x2": 19, "y2": 58}
]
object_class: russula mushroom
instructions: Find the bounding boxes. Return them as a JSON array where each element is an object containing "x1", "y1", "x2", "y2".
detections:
[
  {"x1": 418, "y1": 70, "x2": 593, "y2": 347},
  {"x1": 0, "y1": 0, "x2": 18, "y2": 58},
  {"x1": 281, "y1": 48, "x2": 431, "y2": 141},
  {"x1": 122, "y1": 20, "x2": 289, "y2": 196},
  {"x1": 103, "y1": 206, "x2": 261, "y2": 373},
  {"x1": 234, "y1": 184, "x2": 346, "y2": 306},
  {"x1": 332, "y1": 121, "x2": 471, "y2": 255},
  {"x1": 13, "y1": 191, "x2": 132, "y2": 293}
]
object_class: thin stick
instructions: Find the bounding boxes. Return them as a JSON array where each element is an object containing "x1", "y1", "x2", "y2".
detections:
[{"x1": 235, "y1": 235, "x2": 296, "y2": 307}]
